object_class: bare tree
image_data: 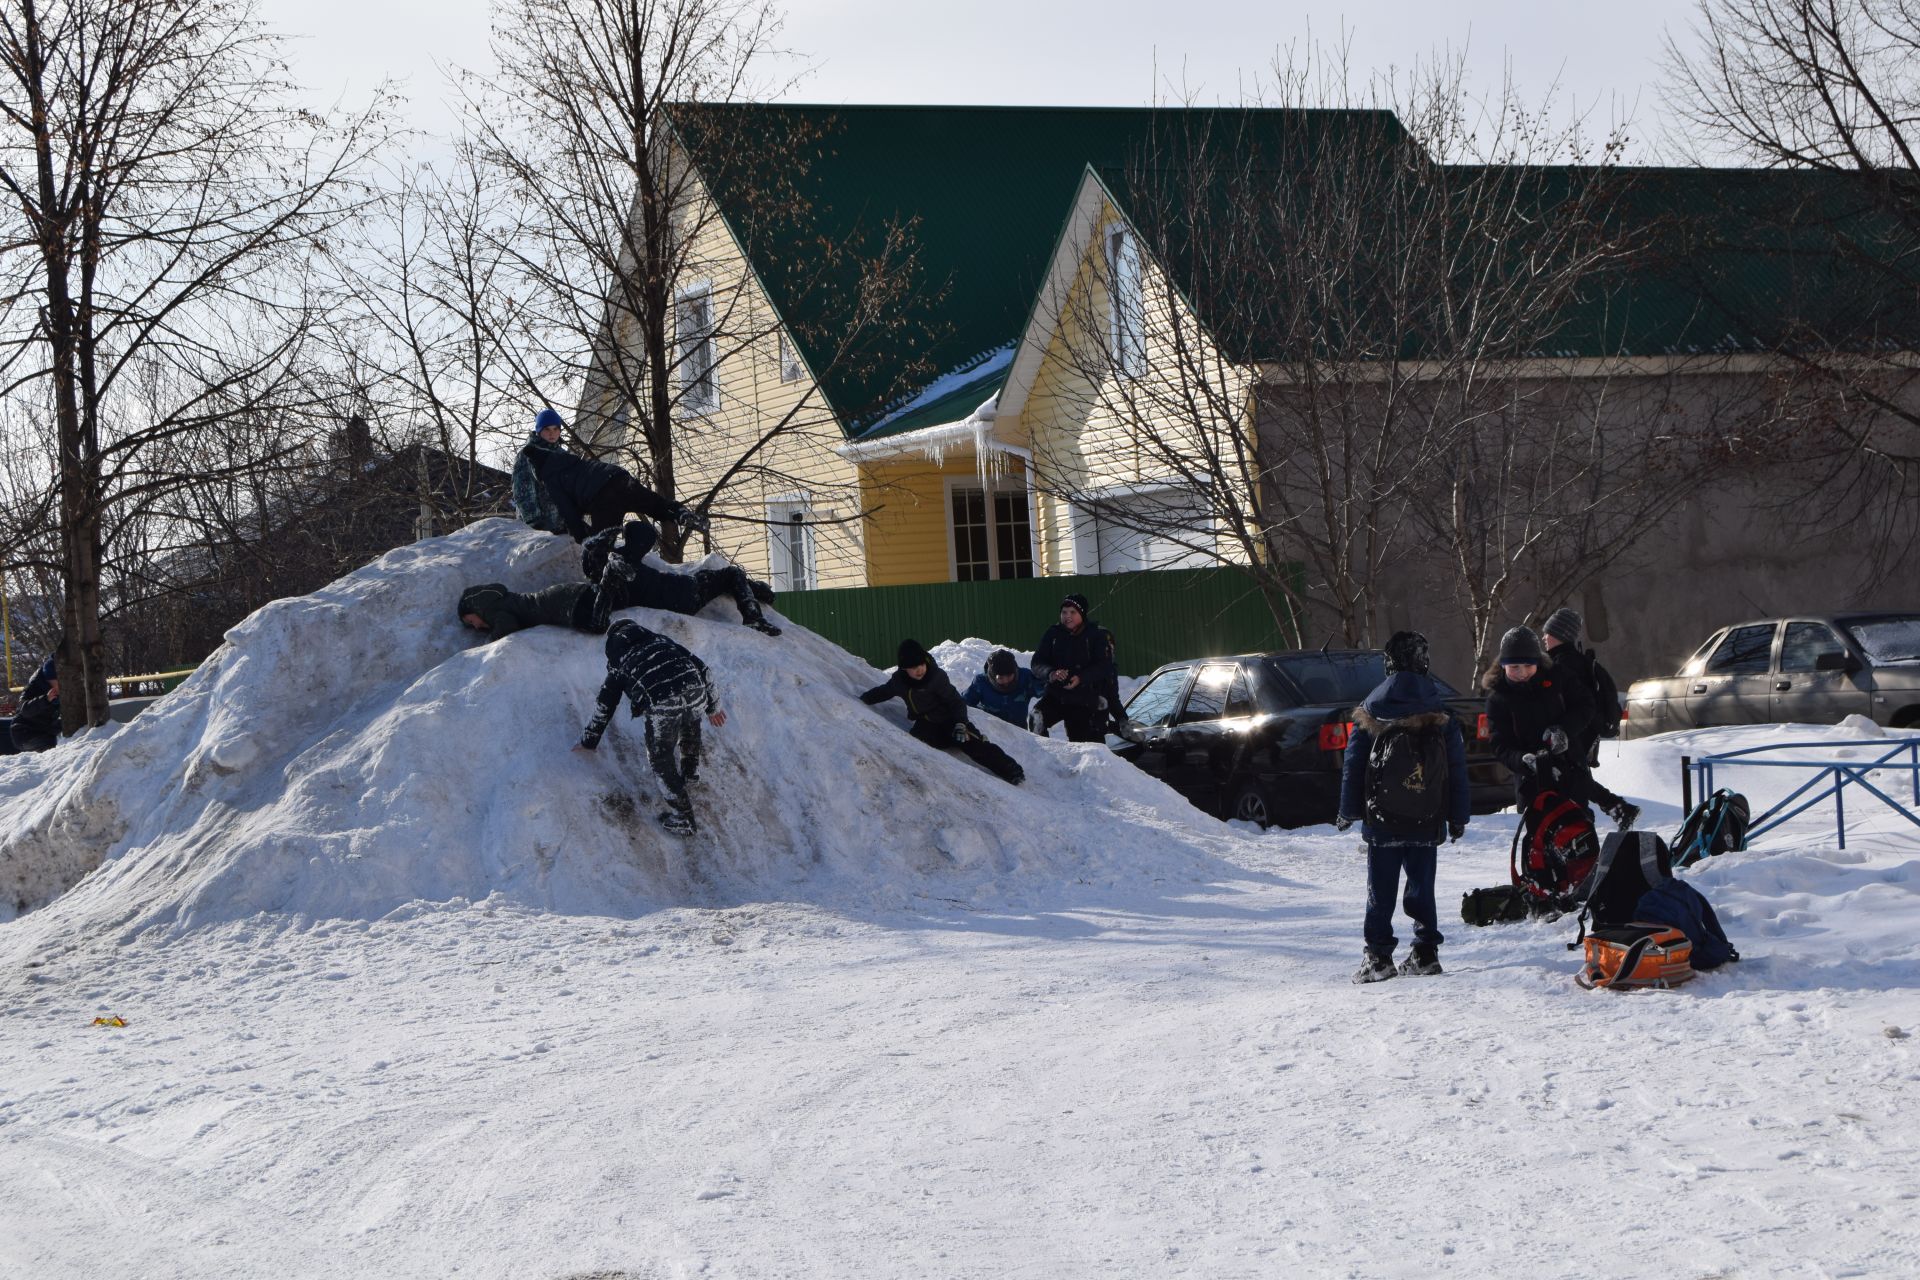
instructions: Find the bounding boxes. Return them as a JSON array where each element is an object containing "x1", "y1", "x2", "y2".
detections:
[
  {"x1": 1028, "y1": 56, "x2": 1691, "y2": 665},
  {"x1": 0, "y1": 0, "x2": 385, "y2": 726}
]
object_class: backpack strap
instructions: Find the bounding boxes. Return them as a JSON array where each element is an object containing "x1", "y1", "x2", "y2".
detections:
[
  {"x1": 1567, "y1": 834, "x2": 1625, "y2": 950},
  {"x1": 1578, "y1": 933, "x2": 1656, "y2": 990}
]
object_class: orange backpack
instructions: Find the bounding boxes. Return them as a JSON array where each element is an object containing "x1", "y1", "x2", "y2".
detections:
[{"x1": 1576, "y1": 923, "x2": 1694, "y2": 991}]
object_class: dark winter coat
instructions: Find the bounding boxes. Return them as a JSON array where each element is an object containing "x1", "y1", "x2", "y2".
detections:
[
  {"x1": 1031, "y1": 621, "x2": 1116, "y2": 710},
  {"x1": 962, "y1": 668, "x2": 1041, "y2": 726},
  {"x1": 861, "y1": 665, "x2": 971, "y2": 731},
  {"x1": 1544, "y1": 642, "x2": 1618, "y2": 751},
  {"x1": 511, "y1": 431, "x2": 567, "y2": 533},
  {"x1": 1338, "y1": 672, "x2": 1470, "y2": 845},
  {"x1": 515, "y1": 438, "x2": 630, "y2": 540},
  {"x1": 12, "y1": 656, "x2": 59, "y2": 742},
  {"x1": 1483, "y1": 656, "x2": 1596, "y2": 797},
  {"x1": 580, "y1": 625, "x2": 718, "y2": 749},
  {"x1": 457, "y1": 582, "x2": 600, "y2": 639}
]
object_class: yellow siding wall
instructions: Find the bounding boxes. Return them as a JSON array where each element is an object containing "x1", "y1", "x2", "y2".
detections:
[
  {"x1": 585, "y1": 172, "x2": 870, "y2": 588},
  {"x1": 1019, "y1": 206, "x2": 1255, "y2": 576},
  {"x1": 857, "y1": 453, "x2": 1014, "y2": 585}
]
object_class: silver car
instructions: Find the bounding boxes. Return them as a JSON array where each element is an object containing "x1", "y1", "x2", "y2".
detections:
[{"x1": 1622, "y1": 613, "x2": 1920, "y2": 738}]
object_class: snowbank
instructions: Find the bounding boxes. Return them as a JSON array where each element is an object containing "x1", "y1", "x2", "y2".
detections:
[{"x1": 0, "y1": 521, "x2": 1238, "y2": 949}]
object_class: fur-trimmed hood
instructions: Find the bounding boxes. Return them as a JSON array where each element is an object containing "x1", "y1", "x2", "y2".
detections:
[{"x1": 1353, "y1": 705, "x2": 1452, "y2": 736}]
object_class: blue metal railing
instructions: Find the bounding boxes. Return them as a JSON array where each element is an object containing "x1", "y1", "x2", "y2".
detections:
[{"x1": 1683, "y1": 738, "x2": 1920, "y2": 851}]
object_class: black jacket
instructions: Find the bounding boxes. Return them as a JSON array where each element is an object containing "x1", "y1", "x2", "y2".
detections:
[
  {"x1": 1483, "y1": 656, "x2": 1596, "y2": 784},
  {"x1": 860, "y1": 665, "x2": 970, "y2": 729},
  {"x1": 457, "y1": 582, "x2": 600, "y2": 638},
  {"x1": 1031, "y1": 621, "x2": 1116, "y2": 709},
  {"x1": 517, "y1": 441, "x2": 644, "y2": 540},
  {"x1": 581, "y1": 627, "x2": 718, "y2": 748},
  {"x1": 13, "y1": 658, "x2": 58, "y2": 738},
  {"x1": 1544, "y1": 643, "x2": 1616, "y2": 749}
]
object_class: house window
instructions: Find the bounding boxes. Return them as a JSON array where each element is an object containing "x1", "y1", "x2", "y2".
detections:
[
  {"x1": 778, "y1": 330, "x2": 804, "y2": 383},
  {"x1": 767, "y1": 499, "x2": 816, "y2": 591},
  {"x1": 1087, "y1": 488, "x2": 1213, "y2": 573},
  {"x1": 1105, "y1": 224, "x2": 1145, "y2": 379},
  {"x1": 675, "y1": 285, "x2": 717, "y2": 414},
  {"x1": 949, "y1": 482, "x2": 1034, "y2": 581}
]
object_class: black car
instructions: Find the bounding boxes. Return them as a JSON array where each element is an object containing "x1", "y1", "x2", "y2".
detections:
[{"x1": 1109, "y1": 650, "x2": 1512, "y2": 827}]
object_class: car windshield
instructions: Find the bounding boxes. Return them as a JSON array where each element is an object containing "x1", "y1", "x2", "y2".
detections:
[
  {"x1": 1268, "y1": 653, "x2": 1386, "y2": 705},
  {"x1": 1841, "y1": 616, "x2": 1920, "y2": 664}
]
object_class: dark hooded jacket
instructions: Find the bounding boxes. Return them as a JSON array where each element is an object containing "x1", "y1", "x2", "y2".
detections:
[
  {"x1": 860, "y1": 664, "x2": 971, "y2": 730},
  {"x1": 512, "y1": 435, "x2": 641, "y2": 541},
  {"x1": 1338, "y1": 671, "x2": 1470, "y2": 845},
  {"x1": 1483, "y1": 654, "x2": 1597, "y2": 796},
  {"x1": 457, "y1": 582, "x2": 600, "y2": 639},
  {"x1": 962, "y1": 667, "x2": 1042, "y2": 726},
  {"x1": 1031, "y1": 620, "x2": 1117, "y2": 710},
  {"x1": 12, "y1": 655, "x2": 60, "y2": 742},
  {"x1": 511, "y1": 431, "x2": 567, "y2": 533}
]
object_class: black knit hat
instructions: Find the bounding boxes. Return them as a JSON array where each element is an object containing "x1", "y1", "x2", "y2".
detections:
[
  {"x1": 1543, "y1": 607, "x2": 1583, "y2": 646},
  {"x1": 1060, "y1": 593, "x2": 1090, "y2": 617},
  {"x1": 897, "y1": 639, "x2": 931, "y2": 670},
  {"x1": 1498, "y1": 626, "x2": 1545, "y2": 666},
  {"x1": 1383, "y1": 630, "x2": 1430, "y2": 675},
  {"x1": 987, "y1": 648, "x2": 1018, "y2": 677}
]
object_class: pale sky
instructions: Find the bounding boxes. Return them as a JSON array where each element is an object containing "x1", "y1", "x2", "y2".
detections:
[{"x1": 259, "y1": 0, "x2": 1695, "y2": 161}]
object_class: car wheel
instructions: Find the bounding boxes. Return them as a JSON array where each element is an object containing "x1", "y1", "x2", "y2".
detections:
[
  {"x1": 1227, "y1": 781, "x2": 1274, "y2": 827},
  {"x1": 1892, "y1": 707, "x2": 1920, "y2": 730}
]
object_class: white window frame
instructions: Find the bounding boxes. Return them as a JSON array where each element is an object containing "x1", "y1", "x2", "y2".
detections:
[
  {"x1": 777, "y1": 329, "x2": 805, "y2": 384},
  {"x1": 1104, "y1": 224, "x2": 1146, "y2": 380},
  {"x1": 943, "y1": 476, "x2": 1034, "y2": 582},
  {"x1": 674, "y1": 281, "x2": 718, "y2": 416},
  {"x1": 1076, "y1": 481, "x2": 1215, "y2": 574},
  {"x1": 766, "y1": 494, "x2": 817, "y2": 592}
]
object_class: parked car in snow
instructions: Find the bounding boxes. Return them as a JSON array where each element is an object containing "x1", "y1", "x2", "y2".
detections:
[
  {"x1": 1108, "y1": 649, "x2": 1512, "y2": 827},
  {"x1": 1621, "y1": 613, "x2": 1920, "y2": 738}
]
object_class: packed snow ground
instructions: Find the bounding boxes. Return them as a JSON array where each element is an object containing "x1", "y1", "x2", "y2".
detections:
[{"x1": 1, "y1": 524, "x2": 1917, "y2": 1279}]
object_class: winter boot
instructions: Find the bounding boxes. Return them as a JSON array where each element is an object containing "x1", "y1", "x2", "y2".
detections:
[
  {"x1": 1397, "y1": 944, "x2": 1443, "y2": 977},
  {"x1": 659, "y1": 796, "x2": 696, "y2": 836},
  {"x1": 1606, "y1": 800, "x2": 1641, "y2": 832},
  {"x1": 749, "y1": 579, "x2": 776, "y2": 606},
  {"x1": 739, "y1": 598, "x2": 782, "y2": 636},
  {"x1": 745, "y1": 617, "x2": 782, "y2": 636},
  {"x1": 1352, "y1": 951, "x2": 1397, "y2": 984}
]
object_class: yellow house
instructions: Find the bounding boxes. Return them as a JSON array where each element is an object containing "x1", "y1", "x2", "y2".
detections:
[{"x1": 588, "y1": 104, "x2": 1300, "y2": 590}]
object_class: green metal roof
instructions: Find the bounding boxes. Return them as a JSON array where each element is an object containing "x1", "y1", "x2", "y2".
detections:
[{"x1": 667, "y1": 104, "x2": 1408, "y2": 438}]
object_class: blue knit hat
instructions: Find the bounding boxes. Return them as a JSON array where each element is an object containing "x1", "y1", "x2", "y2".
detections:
[{"x1": 534, "y1": 407, "x2": 564, "y2": 432}]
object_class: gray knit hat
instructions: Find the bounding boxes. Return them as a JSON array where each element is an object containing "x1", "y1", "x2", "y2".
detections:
[{"x1": 1543, "y1": 608, "x2": 1584, "y2": 646}]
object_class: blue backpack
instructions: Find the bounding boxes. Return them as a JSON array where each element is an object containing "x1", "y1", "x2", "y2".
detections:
[{"x1": 1632, "y1": 879, "x2": 1740, "y2": 971}]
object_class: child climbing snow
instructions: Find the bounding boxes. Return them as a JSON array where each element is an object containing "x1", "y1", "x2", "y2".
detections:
[
  {"x1": 860, "y1": 640, "x2": 1024, "y2": 785},
  {"x1": 574, "y1": 620, "x2": 724, "y2": 836}
]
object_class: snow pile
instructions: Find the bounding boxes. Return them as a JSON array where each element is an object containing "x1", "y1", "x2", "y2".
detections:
[{"x1": 0, "y1": 520, "x2": 1238, "y2": 947}]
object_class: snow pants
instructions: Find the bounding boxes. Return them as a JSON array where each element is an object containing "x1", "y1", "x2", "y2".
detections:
[
  {"x1": 1364, "y1": 841, "x2": 1442, "y2": 956},
  {"x1": 9, "y1": 724, "x2": 55, "y2": 753},
  {"x1": 909, "y1": 717, "x2": 1023, "y2": 783},
  {"x1": 644, "y1": 706, "x2": 704, "y2": 820}
]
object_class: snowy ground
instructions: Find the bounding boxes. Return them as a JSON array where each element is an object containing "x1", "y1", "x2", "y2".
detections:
[{"x1": 2, "y1": 523, "x2": 1917, "y2": 1279}]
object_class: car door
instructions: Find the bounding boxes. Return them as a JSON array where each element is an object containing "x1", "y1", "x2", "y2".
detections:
[
  {"x1": 1683, "y1": 623, "x2": 1778, "y2": 727},
  {"x1": 1771, "y1": 620, "x2": 1870, "y2": 724},
  {"x1": 1113, "y1": 666, "x2": 1194, "y2": 787},
  {"x1": 1164, "y1": 663, "x2": 1240, "y2": 813}
]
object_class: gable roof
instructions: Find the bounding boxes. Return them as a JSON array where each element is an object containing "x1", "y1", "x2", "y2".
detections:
[{"x1": 666, "y1": 104, "x2": 1408, "y2": 440}]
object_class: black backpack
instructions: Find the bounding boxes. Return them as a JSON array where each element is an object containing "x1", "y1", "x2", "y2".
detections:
[
  {"x1": 1569, "y1": 831, "x2": 1674, "y2": 945},
  {"x1": 1366, "y1": 723, "x2": 1450, "y2": 834},
  {"x1": 1673, "y1": 790, "x2": 1751, "y2": 867}
]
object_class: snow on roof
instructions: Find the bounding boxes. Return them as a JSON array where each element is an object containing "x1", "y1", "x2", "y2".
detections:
[{"x1": 0, "y1": 520, "x2": 1236, "y2": 944}]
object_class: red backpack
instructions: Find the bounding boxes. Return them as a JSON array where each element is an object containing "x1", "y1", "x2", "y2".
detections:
[{"x1": 1511, "y1": 788, "x2": 1600, "y2": 910}]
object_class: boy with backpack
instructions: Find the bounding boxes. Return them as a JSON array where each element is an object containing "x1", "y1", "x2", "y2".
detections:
[
  {"x1": 1541, "y1": 608, "x2": 1639, "y2": 831},
  {"x1": 1336, "y1": 631, "x2": 1471, "y2": 983},
  {"x1": 573, "y1": 619, "x2": 725, "y2": 836}
]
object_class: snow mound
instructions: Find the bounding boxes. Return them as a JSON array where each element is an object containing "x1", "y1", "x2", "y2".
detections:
[{"x1": 0, "y1": 521, "x2": 1235, "y2": 947}]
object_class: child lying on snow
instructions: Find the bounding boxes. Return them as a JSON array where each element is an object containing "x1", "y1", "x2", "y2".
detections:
[
  {"x1": 859, "y1": 639, "x2": 1024, "y2": 786},
  {"x1": 573, "y1": 620, "x2": 725, "y2": 836}
]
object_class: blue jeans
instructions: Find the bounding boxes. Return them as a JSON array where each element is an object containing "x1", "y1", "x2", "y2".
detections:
[{"x1": 1364, "y1": 843, "x2": 1442, "y2": 956}]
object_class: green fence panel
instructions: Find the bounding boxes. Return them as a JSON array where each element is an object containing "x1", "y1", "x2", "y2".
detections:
[{"x1": 776, "y1": 566, "x2": 1301, "y2": 676}]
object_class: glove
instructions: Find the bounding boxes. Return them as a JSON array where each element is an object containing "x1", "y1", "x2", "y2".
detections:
[
  {"x1": 1519, "y1": 753, "x2": 1540, "y2": 774},
  {"x1": 1448, "y1": 820, "x2": 1467, "y2": 843},
  {"x1": 1542, "y1": 726, "x2": 1569, "y2": 756},
  {"x1": 951, "y1": 723, "x2": 969, "y2": 745},
  {"x1": 673, "y1": 503, "x2": 710, "y2": 535},
  {"x1": 1333, "y1": 815, "x2": 1353, "y2": 833}
]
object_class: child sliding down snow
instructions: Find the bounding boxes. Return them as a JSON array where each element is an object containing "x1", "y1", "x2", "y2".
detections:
[
  {"x1": 860, "y1": 640, "x2": 1024, "y2": 785},
  {"x1": 575, "y1": 620, "x2": 724, "y2": 836}
]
